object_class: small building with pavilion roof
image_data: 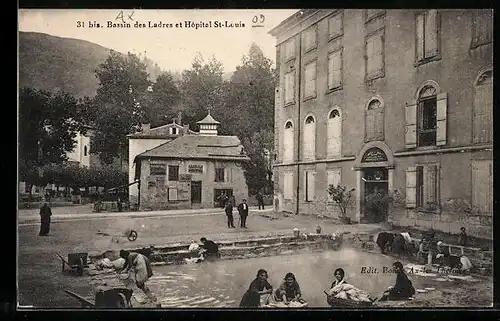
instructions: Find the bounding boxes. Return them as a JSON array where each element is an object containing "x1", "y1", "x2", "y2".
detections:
[{"x1": 132, "y1": 111, "x2": 250, "y2": 210}]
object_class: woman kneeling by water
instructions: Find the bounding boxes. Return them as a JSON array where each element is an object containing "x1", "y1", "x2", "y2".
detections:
[
  {"x1": 379, "y1": 261, "x2": 415, "y2": 301},
  {"x1": 274, "y1": 272, "x2": 306, "y2": 305},
  {"x1": 239, "y1": 269, "x2": 273, "y2": 307}
]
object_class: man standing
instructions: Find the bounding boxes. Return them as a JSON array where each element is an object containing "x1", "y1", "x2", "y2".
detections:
[
  {"x1": 39, "y1": 203, "x2": 52, "y2": 236},
  {"x1": 225, "y1": 201, "x2": 235, "y2": 228},
  {"x1": 237, "y1": 199, "x2": 249, "y2": 228},
  {"x1": 256, "y1": 190, "x2": 265, "y2": 210}
]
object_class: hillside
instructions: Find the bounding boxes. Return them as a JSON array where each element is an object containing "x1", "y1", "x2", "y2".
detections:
[{"x1": 18, "y1": 32, "x2": 163, "y2": 98}]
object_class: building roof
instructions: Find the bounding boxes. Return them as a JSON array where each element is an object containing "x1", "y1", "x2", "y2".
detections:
[
  {"x1": 196, "y1": 112, "x2": 221, "y2": 125},
  {"x1": 135, "y1": 135, "x2": 250, "y2": 161},
  {"x1": 268, "y1": 9, "x2": 318, "y2": 37},
  {"x1": 127, "y1": 122, "x2": 197, "y2": 138}
]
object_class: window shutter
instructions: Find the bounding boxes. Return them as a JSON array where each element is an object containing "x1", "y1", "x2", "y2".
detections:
[
  {"x1": 327, "y1": 55, "x2": 334, "y2": 89},
  {"x1": 425, "y1": 10, "x2": 438, "y2": 57},
  {"x1": 436, "y1": 92, "x2": 448, "y2": 146},
  {"x1": 375, "y1": 108, "x2": 385, "y2": 140},
  {"x1": 306, "y1": 171, "x2": 315, "y2": 201},
  {"x1": 423, "y1": 165, "x2": 438, "y2": 206},
  {"x1": 366, "y1": 37, "x2": 374, "y2": 75},
  {"x1": 365, "y1": 110, "x2": 375, "y2": 141},
  {"x1": 333, "y1": 169, "x2": 341, "y2": 187},
  {"x1": 374, "y1": 35, "x2": 383, "y2": 73},
  {"x1": 284, "y1": 172, "x2": 293, "y2": 200},
  {"x1": 405, "y1": 100, "x2": 417, "y2": 148},
  {"x1": 327, "y1": 117, "x2": 341, "y2": 158},
  {"x1": 406, "y1": 167, "x2": 417, "y2": 208},
  {"x1": 416, "y1": 13, "x2": 425, "y2": 61},
  {"x1": 474, "y1": 83, "x2": 492, "y2": 144},
  {"x1": 283, "y1": 129, "x2": 294, "y2": 163},
  {"x1": 303, "y1": 123, "x2": 315, "y2": 161},
  {"x1": 472, "y1": 160, "x2": 493, "y2": 214}
]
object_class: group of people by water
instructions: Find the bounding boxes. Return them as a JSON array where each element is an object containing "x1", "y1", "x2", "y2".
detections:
[
  {"x1": 239, "y1": 261, "x2": 416, "y2": 308},
  {"x1": 376, "y1": 228, "x2": 474, "y2": 273}
]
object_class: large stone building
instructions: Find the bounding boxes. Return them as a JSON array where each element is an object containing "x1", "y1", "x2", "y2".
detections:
[
  {"x1": 132, "y1": 112, "x2": 250, "y2": 210},
  {"x1": 269, "y1": 9, "x2": 493, "y2": 239}
]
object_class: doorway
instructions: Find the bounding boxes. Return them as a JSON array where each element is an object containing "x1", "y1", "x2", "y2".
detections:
[
  {"x1": 191, "y1": 181, "x2": 202, "y2": 204},
  {"x1": 362, "y1": 167, "x2": 389, "y2": 223}
]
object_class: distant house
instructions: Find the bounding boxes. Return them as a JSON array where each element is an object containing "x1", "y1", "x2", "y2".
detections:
[
  {"x1": 127, "y1": 114, "x2": 197, "y2": 204},
  {"x1": 132, "y1": 112, "x2": 250, "y2": 210}
]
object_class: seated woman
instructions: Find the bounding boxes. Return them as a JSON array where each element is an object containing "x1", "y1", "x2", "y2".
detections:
[
  {"x1": 380, "y1": 261, "x2": 415, "y2": 301},
  {"x1": 274, "y1": 272, "x2": 306, "y2": 304},
  {"x1": 239, "y1": 269, "x2": 273, "y2": 308},
  {"x1": 331, "y1": 268, "x2": 347, "y2": 288}
]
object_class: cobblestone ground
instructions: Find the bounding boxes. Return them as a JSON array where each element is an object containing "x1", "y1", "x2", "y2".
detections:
[{"x1": 18, "y1": 210, "x2": 379, "y2": 307}]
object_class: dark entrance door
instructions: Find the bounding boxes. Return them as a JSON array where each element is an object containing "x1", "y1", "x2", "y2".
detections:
[
  {"x1": 214, "y1": 188, "x2": 233, "y2": 208},
  {"x1": 362, "y1": 167, "x2": 389, "y2": 223},
  {"x1": 191, "y1": 181, "x2": 202, "y2": 204}
]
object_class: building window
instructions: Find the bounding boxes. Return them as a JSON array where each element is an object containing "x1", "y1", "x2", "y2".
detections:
[
  {"x1": 283, "y1": 171, "x2": 294, "y2": 200},
  {"x1": 171, "y1": 127, "x2": 178, "y2": 135},
  {"x1": 415, "y1": 10, "x2": 439, "y2": 63},
  {"x1": 302, "y1": 26, "x2": 317, "y2": 52},
  {"x1": 283, "y1": 38, "x2": 295, "y2": 61},
  {"x1": 406, "y1": 165, "x2": 439, "y2": 210},
  {"x1": 168, "y1": 165, "x2": 179, "y2": 181},
  {"x1": 366, "y1": 9, "x2": 385, "y2": 22},
  {"x1": 327, "y1": 49, "x2": 342, "y2": 91},
  {"x1": 327, "y1": 109, "x2": 342, "y2": 158},
  {"x1": 473, "y1": 69, "x2": 493, "y2": 144},
  {"x1": 327, "y1": 168, "x2": 341, "y2": 201},
  {"x1": 472, "y1": 160, "x2": 493, "y2": 214},
  {"x1": 365, "y1": 98, "x2": 385, "y2": 142},
  {"x1": 365, "y1": 31, "x2": 384, "y2": 80},
  {"x1": 471, "y1": 9, "x2": 493, "y2": 48},
  {"x1": 304, "y1": 60, "x2": 317, "y2": 99},
  {"x1": 417, "y1": 86, "x2": 437, "y2": 147},
  {"x1": 303, "y1": 116, "x2": 316, "y2": 161},
  {"x1": 284, "y1": 71, "x2": 295, "y2": 105},
  {"x1": 283, "y1": 121, "x2": 294, "y2": 163},
  {"x1": 84, "y1": 145, "x2": 88, "y2": 156},
  {"x1": 304, "y1": 170, "x2": 316, "y2": 202},
  {"x1": 215, "y1": 168, "x2": 225, "y2": 182},
  {"x1": 328, "y1": 12, "x2": 343, "y2": 40},
  {"x1": 150, "y1": 164, "x2": 166, "y2": 176}
]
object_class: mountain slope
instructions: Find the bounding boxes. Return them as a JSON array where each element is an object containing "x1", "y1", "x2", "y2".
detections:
[{"x1": 19, "y1": 32, "x2": 163, "y2": 98}]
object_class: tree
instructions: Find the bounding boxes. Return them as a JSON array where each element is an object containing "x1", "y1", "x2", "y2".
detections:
[
  {"x1": 327, "y1": 185, "x2": 356, "y2": 223},
  {"x1": 141, "y1": 71, "x2": 182, "y2": 127},
  {"x1": 223, "y1": 44, "x2": 277, "y2": 193},
  {"x1": 91, "y1": 50, "x2": 151, "y2": 164},
  {"x1": 179, "y1": 54, "x2": 227, "y2": 130}
]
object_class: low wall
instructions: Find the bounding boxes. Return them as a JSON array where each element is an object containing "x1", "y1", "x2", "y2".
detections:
[{"x1": 388, "y1": 210, "x2": 493, "y2": 241}]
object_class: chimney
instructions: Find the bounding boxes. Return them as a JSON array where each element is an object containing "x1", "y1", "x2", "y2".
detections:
[{"x1": 141, "y1": 123, "x2": 150, "y2": 131}]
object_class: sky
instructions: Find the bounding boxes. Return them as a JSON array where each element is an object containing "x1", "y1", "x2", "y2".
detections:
[{"x1": 18, "y1": 9, "x2": 297, "y2": 73}]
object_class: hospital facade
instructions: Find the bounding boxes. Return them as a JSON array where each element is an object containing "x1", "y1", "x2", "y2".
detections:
[{"x1": 269, "y1": 9, "x2": 493, "y2": 239}]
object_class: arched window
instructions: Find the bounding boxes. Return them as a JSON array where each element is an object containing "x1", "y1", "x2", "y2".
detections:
[
  {"x1": 327, "y1": 108, "x2": 342, "y2": 158},
  {"x1": 473, "y1": 69, "x2": 492, "y2": 144},
  {"x1": 365, "y1": 97, "x2": 385, "y2": 142},
  {"x1": 405, "y1": 80, "x2": 447, "y2": 148},
  {"x1": 417, "y1": 85, "x2": 438, "y2": 146},
  {"x1": 283, "y1": 121, "x2": 294, "y2": 163},
  {"x1": 303, "y1": 115, "x2": 316, "y2": 161},
  {"x1": 84, "y1": 145, "x2": 88, "y2": 156}
]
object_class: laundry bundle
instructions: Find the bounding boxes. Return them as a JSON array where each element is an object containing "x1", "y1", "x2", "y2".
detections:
[{"x1": 327, "y1": 283, "x2": 372, "y2": 303}]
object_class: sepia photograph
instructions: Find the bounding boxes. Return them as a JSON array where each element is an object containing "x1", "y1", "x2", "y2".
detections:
[{"x1": 17, "y1": 9, "x2": 493, "y2": 309}]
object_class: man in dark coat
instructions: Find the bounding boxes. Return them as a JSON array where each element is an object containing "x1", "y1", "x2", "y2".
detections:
[
  {"x1": 237, "y1": 199, "x2": 249, "y2": 228},
  {"x1": 392, "y1": 233, "x2": 406, "y2": 257},
  {"x1": 200, "y1": 237, "x2": 220, "y2": 258},
  {"x1": 256, "y1": 190, "x2": 265, "y2": 210},
  {"x1": 39, "y1": 203, "x2": 52, "y2": 236},
  {"x1": 225, "y1": 201, "x2": 235, "y2": 228}
]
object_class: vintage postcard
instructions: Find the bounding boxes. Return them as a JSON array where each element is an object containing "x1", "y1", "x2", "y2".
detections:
[{"x1": 17, "y1": 9, "x2": 493, "y2": 309}]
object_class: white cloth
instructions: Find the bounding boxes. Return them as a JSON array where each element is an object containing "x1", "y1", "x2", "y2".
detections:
[
  {"x1": 188, "y1": 243, "x2": 200, "y2": 252},
  {"x1": 460, "y1": 256, "x2": 472, "y2": 270},
  {"x1": 400, "y1": 232, "x2": 412, "y2": 244},
  {"x1": 133, "y1": 254, "x2": 150, "y2": 285}
]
